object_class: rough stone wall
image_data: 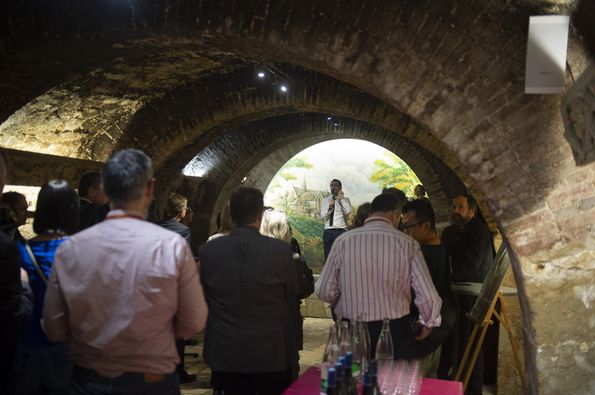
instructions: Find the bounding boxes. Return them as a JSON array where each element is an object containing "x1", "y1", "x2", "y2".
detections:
[
  {"x1": 3, "y1": 148, "x2": 104, "y2": 187},
  {"x1": 1, "y1": 1, "x2": 594, "y2": 393}
]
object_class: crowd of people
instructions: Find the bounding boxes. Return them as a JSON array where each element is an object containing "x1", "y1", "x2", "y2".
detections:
[
  {"x1": 0, "y1": 147, "x2": 494, "y2": 395},
  {"x1": 318, "y1": 179, "x2": 495, "y2": 395}
]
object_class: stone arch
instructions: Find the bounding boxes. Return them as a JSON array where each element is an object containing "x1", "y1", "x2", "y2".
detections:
[{"x1": 184, "y1": 113, "x2": 466, "y2": 239}]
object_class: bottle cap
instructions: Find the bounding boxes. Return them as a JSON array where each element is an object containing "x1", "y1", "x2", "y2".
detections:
[{"x1": 344, "y1": 352, "x2": 352, "y2": 367}]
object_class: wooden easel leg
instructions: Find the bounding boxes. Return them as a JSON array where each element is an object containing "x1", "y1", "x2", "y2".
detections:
[
  {"x1": 455, "y1": 291, "x2": 500, "y2": 391},
  {"x1": 498, "y1": 295, "x2": 525, "y2": 388},
  {"x1": 463, "y1": 322, "x2": 491, "y2": 391},
  {"x1": 455, "y1": 323, "x2": 479, "y2": 382}
]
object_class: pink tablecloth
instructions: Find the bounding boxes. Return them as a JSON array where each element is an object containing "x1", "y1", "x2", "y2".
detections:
[{"x1": 283, "y1": 367, "x2": 463, "y2": 395}]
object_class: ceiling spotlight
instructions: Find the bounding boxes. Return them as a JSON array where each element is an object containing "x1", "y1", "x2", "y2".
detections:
[
  {"x1": 333, "y1": 123, "x2": 339, "y2": 126},
  {"x1": 280, "y1": 85, "x2": 288, "y2": 93},
  {"x1": 327, "y1": 116, "x2": 332, "y2": 121},
  {"x1": 257, "y1": 71, "x2": 265, "y2": 79}
]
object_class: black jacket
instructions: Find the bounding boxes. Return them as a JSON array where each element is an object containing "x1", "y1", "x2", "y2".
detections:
[
  {"x1": 198, "y1": 226, "x2": 299, "y2": 373},
  {"x1": 160, "y1": 218, "x2": 192, "y2": 246},
  {"x1": 78, "y1": 199, "x2": 109, "y2": 232},
  {"x1": 0, "y1": 231, "x2": 32, "y2": 393},
  {"x1": 451, "y1": 216, "x2": 494, "y2": 283}
]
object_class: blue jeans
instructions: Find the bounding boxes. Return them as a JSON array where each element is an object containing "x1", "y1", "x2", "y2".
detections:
[{"x1": 70, "y1": 366, "x2": 179, "y2": 395}]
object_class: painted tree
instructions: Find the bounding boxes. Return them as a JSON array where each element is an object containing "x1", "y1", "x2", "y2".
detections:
[
  {"x1": 370, "y1": 153, "x2": 421, "y2": 197},
  {"x1": 279, "y1": 156, "x2": 313, "y2": 182}
]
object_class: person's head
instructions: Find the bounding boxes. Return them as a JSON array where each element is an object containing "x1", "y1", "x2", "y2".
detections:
[
  {"x1": 165, "y1": 192, "x2": 187, "y2": 221},
  {"x1": 329, "y1": 179, "x2": 342, "y2": 196},
  {"x1": 102, "y1": 149, "x2": 154, "y2": 212},
  {"x1": 1, "y1": 191, "x2": 28, "y2": 226},
  {"x1": 0, "y1": 150, "x2": 7, "y2": 195},
  {"x1": 229, "y1": 187, "x2": 264, "y2": 228},
  {"x1": 260, "y1": 209, "x2": 291, "y2": 243},
  {"x1": 451, "y1": 193, "x2": 477, "y2": 225},
  {"x1": 352, "y1": 202, "x2": 371, "y2": 229},
  {"x1": 370, "y1": 193, "x2": 401, "y2": 227},
  {"x1": 414, "y1": 184, "x2": 426, "y2": 198},
  {"x1": 33, "y1": 179, "x2": 79, "y2": 235},
  {"x1": 78, "y1": 171, "x2": 109, "y2": 205},
  {"x1": 218, "y1": 201, "x2": 233, "y2": 232},
  {"x1": 402, "y1": 199, "x2": 437, "y2": 244},
  {"x1": 382, "y1": 187, "x2": 408, "y2": 209}
]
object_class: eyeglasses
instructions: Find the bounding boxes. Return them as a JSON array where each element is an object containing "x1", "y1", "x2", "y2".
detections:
[{"x1": 402, "y1": 219, "x2": 429, "y2": 230}]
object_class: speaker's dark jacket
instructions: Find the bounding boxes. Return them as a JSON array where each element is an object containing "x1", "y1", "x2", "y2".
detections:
[{"x1": 198, "y1": 226, "x2": 299, "y2": 373}]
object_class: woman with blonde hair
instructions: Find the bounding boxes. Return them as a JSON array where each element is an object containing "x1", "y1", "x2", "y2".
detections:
[{"x1": 260, "y1": 209, "x2": 314, "y2": 380}]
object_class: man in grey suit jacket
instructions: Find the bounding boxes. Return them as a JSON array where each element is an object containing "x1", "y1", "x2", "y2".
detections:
[{"x1": 198, "y1": 187, "x2": 298, "y2": 395}]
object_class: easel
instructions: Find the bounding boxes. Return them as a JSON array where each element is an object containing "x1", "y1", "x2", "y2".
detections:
[{"x1": 454, "y1": 289, "x2": 524, "y2": 392}]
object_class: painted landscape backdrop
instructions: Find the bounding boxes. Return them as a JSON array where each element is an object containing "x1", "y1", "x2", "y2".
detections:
[{"x1": 264, "y1": 139, "x2": 421, "y2": 272}]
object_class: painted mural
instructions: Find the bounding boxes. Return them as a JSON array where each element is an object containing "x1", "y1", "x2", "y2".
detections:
[{"x1": 264, "y1": 139, "x2": 422, "y2": 271}]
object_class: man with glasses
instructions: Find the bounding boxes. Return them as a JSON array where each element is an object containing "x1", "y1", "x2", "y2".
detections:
[
  {"x1": 401, "y1": 200, "x2": 449, "y2": 295},
  {"x1": 402, "y1": 200, "x2": 452, "y2": 377},
  {"x1": 320, "y1": 179, "x2": 351, "y2": 259}
]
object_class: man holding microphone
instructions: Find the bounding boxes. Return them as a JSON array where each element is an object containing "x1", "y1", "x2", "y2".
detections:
[{"x1": 320, "y1": 179, "x2": 351, "y2": 260}]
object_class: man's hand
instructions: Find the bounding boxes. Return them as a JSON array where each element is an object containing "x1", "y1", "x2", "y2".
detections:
[
  {"x1": 338, "y1": 191, "x2": 344, "y2": 200},
  {"x1": 415, "y1": 326, "x2": 433, "y2": 341},
  {"x1": 20, "y1": 268, "x2": 29, "y2": 283}
]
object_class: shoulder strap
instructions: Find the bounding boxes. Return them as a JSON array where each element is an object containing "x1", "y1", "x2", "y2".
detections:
[{"x1": 24, "y1": 242, "x2": 48, "y2": 285}]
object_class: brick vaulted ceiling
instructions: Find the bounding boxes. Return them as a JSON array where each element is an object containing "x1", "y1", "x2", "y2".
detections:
[{"x1": 1, "y1": 1, "x2": 594, "y2": 393}]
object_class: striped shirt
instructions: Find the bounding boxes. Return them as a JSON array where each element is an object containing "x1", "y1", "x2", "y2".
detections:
[{"x1": 315, "y1": 216, "x2": 442, "y2": 326}]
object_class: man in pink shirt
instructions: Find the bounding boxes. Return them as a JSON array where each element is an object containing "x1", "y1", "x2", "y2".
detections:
[{"x1": 43, "y1": 149, "x2": 208, "y2": 395}]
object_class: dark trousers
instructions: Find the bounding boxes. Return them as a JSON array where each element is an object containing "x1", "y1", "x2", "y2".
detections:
[
  {"x1": 438, "y1": 295, "x2": 483, "y2": 395},
  {"x1": 367, "y1": 316, "x2": 417, "y2": 361},
  {"x1": 0, "y1": 326, "x2": 21, "y2": 395},
  {"x1": 19, "y1": 343, "x2": 73, "y2": 395},
  {"x1": 175, "y1": 338, "x2": 186, "y2": 375},
  {"x1": 323, "y1": 228, "x2": 346, "y2": 259},
  {"x1": 70, "y1": 366, "x2": 179, "y2": 395},
  {"x1": 213, "y1": 368, "x2": 292, "y2": 395}
]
